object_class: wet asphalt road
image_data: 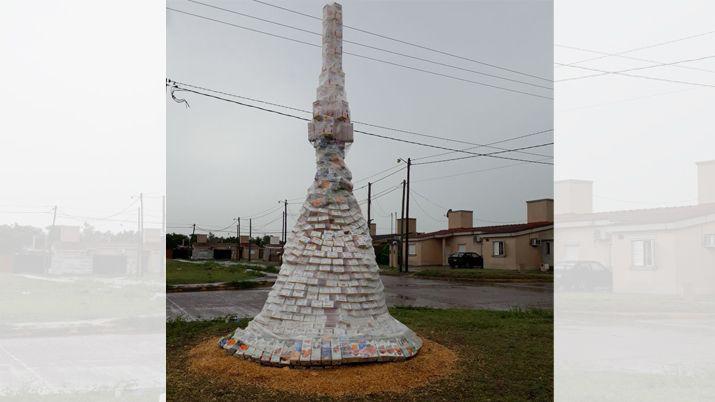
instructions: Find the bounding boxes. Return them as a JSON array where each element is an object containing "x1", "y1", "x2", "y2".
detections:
[{"x1": 167, "y1": 275, "x2": 553, "y2": 321}]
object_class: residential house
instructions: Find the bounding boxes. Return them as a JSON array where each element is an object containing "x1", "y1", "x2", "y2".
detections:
[
  {"x1": 387, "y1": 199, "x2": 554, "y2": 270},
  {"x1": 555, "y1": 160, "x2": 715, "y2": 295}
]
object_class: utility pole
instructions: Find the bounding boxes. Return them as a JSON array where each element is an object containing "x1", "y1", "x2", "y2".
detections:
[
  {"x1": 399, "y1": 179, "x2": 406, "y2": 273},
  {"x1": 283, "y1": 199, "x2": 288, "y2": 244},
  {"x1": 248, "y1": 218, "x2": 252, "y2": 262},
  {"x1": 191, "y1": 223, "x2": 196, "y2": 258},
  {"x1": 47, "y1": 205, "x2": 58, "y2": 273},
  {"x1": 137, "y1": 207, "x2": 142, "y2": 277},
  {"x1": 405, "y1": 158, "x2": 411, "y2": 273},
  {"x1": 367, "y1": 182, "x2": 372, "y2": 232},
  {"x1": 161, "y1": 195, "x2": 166, "y2": 234},
  {"x1": 237, "y1": 217, "x2": 241, "y2": 260},
  {"x1": 139, "y1": 192, "x2": 144, "y2": 276}
]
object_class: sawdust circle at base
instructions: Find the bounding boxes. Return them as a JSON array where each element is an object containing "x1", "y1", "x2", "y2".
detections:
[{"x1": 187, "y1": 336, "x2": 458, "y2": 398}]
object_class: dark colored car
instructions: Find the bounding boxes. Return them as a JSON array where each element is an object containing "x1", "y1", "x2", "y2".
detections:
[
  {"x1": 555, "y1": 260, "x2": 612, "y2": 291},
  {"x1": 448, "y1": 252, "x2": 483, "y2": 268}
]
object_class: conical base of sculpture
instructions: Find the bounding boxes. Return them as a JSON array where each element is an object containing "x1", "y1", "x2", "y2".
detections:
[{"x1": 219, "y1": 138, "x2": 422, "y2": 366}]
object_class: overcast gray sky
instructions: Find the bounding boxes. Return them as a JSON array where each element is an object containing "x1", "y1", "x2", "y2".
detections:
[{"x1": 167, "y1": 0, "x2": 553, "y2": 237}]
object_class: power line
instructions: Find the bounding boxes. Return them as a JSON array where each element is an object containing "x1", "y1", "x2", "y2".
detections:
[
  {"x1": 57, "y1": 213, "x2": 162, "y2": 226},
  {"x1": 557, "y1": 29, "x2": 715, "y2": 68},
  {"x1": 58, "y1": 200, "x2": 139, "y2": 223},
  {"x1": 555, "y1": 62, "x2": 715, "y2": 88},
  {"x1": 250, "y1": 0, "x2": 552, "y2": 82},
  {"x1": 411, "y1": 188, "x2": 516, "y2": 224},
  {"x1": 195, "y1": 220, "x2": 236, "y2": 232},
  {"x1": 358, "y1": 183, "x2": 402, "y2": 204},
  {"x1": 353, "y1": 164, "x2": 403, "y2": 185},
  {"x1": 373, "y1": 184, "x2": 402, "y2": 200},
  {"x1": 413, "y1": 158, "x2": 553, "y2": 183},
  {"x1": 412, "y1": 143, "x2": 553, "y2": 166},
  {"x1": 352, "y1": 129, "x2": 553, "y2": 165},
  {"x1": 166, "y1": 7, "x2": 552, "y2": 100},
  {"x1": 409, "y1": 190, "x2": 444, "y2": 223},
  {"x1": 246, "y1": 204, "x2": 284, "y2": 219},
  {"x1": 354, "y1": 167, "x2": 406, "y2": 191},
  {"x1": 0, "y1": 210, "x2": 53, "y2": 215},
  {"x1": 187, "y1": 0, "x2": 552, "y2": 91},
  {"x1": 411, "y1": 188, "x2": 450, "y2": 211},
  {"x1": 411, "y1": 128, "x2": 553, "y2": 162},
  {"x1": 166, "y1": 82, "x2": 554, "y2": 166},
  {"x1": 557, "y1": 54, "x2": 715, "y2": 83},
  {"x1": 349, "y1": 121, "x2": 552, "y2": 158},
  {"x1": 167, "y1": 79, "x2": 553, "y2": 158},
  {"x1": 556, "y1": 43, "x2": 715, "y2": 75}
]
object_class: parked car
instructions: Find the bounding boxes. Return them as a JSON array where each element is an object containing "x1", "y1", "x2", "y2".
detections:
[
  {"x1": 555, "y1": 260, "x2": 612, "y2": 291},
  {"x1": 448, "y1": 252, "x2": 483, "y2": 268}
]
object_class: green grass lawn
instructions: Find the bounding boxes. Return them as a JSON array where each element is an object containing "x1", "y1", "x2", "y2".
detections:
[
  {"x1": 0, "y1": 273, "x2": 163, "y2": 324},
  {"x1": 167, "y1": 307, "x2": 553, "y2": 401},
  {"x1": 379, "y1": 266, "x2": 553, "y2": 283},
  {"x1": 166, "y1": 260, "x2": 264, "y2": 285}
]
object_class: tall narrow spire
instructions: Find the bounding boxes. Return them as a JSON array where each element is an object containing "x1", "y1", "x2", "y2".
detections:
[
  {"x1": 309, "y1": 3, "x2": 353, "y2": 144},
  {"x1": 219, "y1": 2, "x2": 421, "y2": 367}
]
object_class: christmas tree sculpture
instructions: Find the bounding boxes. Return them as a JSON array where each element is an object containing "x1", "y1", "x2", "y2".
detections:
[{"x1": 219, "y1": 2, "x2": 422, "y2": 366}]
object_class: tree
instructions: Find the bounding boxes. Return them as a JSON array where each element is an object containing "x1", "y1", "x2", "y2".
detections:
[{"x1": 166, "y1": 233, "x2": 190, "y2": 249}]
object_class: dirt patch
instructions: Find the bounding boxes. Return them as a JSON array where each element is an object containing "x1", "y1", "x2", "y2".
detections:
[{"x1": 187, "y1": 336, "x2": 458, "y2": 398}]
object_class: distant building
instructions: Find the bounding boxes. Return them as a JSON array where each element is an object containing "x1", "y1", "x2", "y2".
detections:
[
  {"x1": 386, "y1": 199, "x2": 554, "y2": 270},
  {"x1": 556, "y1": 160, "x2": 715, "y2": 295}
]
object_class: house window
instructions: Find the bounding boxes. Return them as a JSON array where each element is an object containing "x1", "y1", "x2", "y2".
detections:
[
  {"x1": 544, "y1": 242, "x2": 551, "y2": 255},
  {"x1": 704, "y1": 234, "x2": 715, "y2": 248},
  {"x1": 458, "y1": 244, "x2": 466, "y2": 252},
  {"x1": 408, "y1": 243, "x2": 416, "y2": 256},
  {"x1": 632, "y1": 239, "x2": 655, "y2": 269},
  {"x1": 493, "y1": 241, "x2": 505, "y2": 257}
]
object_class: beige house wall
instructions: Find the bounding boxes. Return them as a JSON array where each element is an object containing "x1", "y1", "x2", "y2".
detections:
[
  {"x1": 395, "y1": 227, "x2": 553, "y2": 270},
  {"x1": 447, "y1": 211, "x2": 473, "y2": 229},
  {"x1": 555, "y1": 226, "x2": 612, "y2": 265},
  {"x1": 555, "y1": 180, "x2": 593, "y2": 215},
  {"x1": 240, "y1": 246, "x2": 260, "y2": 260},
  {"x1": 683, "y1": 221, "x2": 715, "y2": 295},
  {"x1": 483, "y1": 237, "x2": 518, "y2": 269},
  {"x1": 484, "y1": 229, "x2": 553, "y2": 270},
  {"x1": 407, "y1": 239, "x2": 442, "y2": 266},
  {"x1": 527, "y1": 199, "x2": 554, "y2": 223},
  {"x1": 697, "y1": 160, "x2": 715, "y2": 204},
  {"x1": 557, "y1": 221, "x2": 715, "y2": 295},
  {"x1": 395, "y1": 218, "x2": 416, "y2": 235}
]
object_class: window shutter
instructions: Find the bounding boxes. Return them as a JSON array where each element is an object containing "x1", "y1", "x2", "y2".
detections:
[
  {"x1": 632, "y1": 240, "x2": 644, "y2": 267},
  {"x1": 645, "y1": 240, "x2": 654, "y2": 266}
]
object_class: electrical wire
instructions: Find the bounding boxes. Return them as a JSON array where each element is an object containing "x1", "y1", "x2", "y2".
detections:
[
  {"x1": 187, "y1": 0, "x2": 552, "y2": 90},
  {"x1": 413, "y1": 157, "x2": 553, "y2": 183},
  {"x1": 409, "y1": 191, "x2": 444, "y2": 222},
  {"x1": 354, "y1": 166, "x2": 406, "y2": 191},
  {"x1": 250, "y1": 0, "x2": 552, "y2": 82},
  {"x1": 166, "y1": 82, "x2": 554, "y2": 165},
  {"x1": 410, "y1": 188, "x2": 450, "y2": 211},
  {"x1": 555, "y1": 62, "x2": 715, "y2": 88},
  {"x1": 556, "y1": 43, "x2": 715, "y2": 75},
  {"x1": 166, "y1": 7, "x2": 553, "y2": 100},
  {"x1": 167, "y1": 79, "x2": 553, "y2": 158},
  {"x1": 411, "y1": 128, "x2": 553, "y2": 162},
  {"x1": 412, "y1": 142, "x2": 553, "y2": 166},
  {"x1": 557, "y1": 29, "x2": 715, "y2": 68},
  {"x1": 557, "y1": 55, "x2": 715, "y2": 83},
  {"x1": 353, "y1": 164, "x2": 403, "y2": 185}
]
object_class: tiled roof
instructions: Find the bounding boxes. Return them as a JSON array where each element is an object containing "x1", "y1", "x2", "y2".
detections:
[
  {"x1": 557, "y1": 202, "x2": 715, "y2": 225},
  {"x1": 412, "y1": 221, "x2": 553, "y2": 239}
]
